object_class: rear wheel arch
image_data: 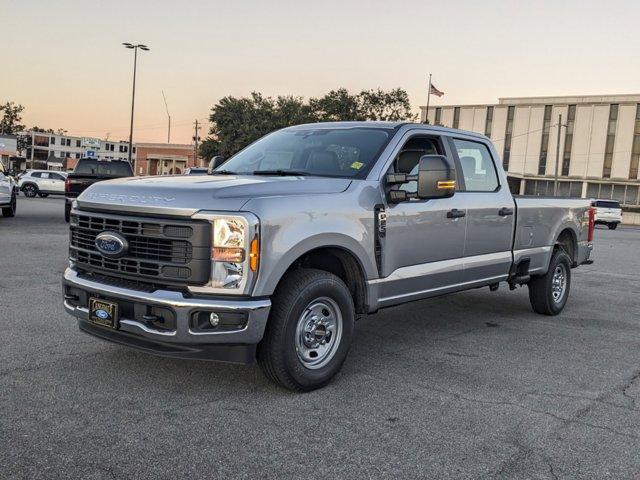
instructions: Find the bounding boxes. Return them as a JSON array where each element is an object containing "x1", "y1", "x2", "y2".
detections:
[{"x1": 555, "y1": 228, "x2": 577, "y2": 266}]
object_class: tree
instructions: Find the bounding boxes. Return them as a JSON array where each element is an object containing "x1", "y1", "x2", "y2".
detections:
[
  {"x1": 198, "y1": 137, "x2": 221, "y2": 162},
  {"x1": 206, "y1": 92, "x2": 315, "y2": 157},
  {"x1": 357, "y1": 88, "x2": 417, "y2": 121},
  {"x1": 202, "y1": 87, "x2": 417, "y2": 157},
  {"x1": 0, "y1": 102, "x2": 26, "y2": 135},
  {"x1": 310, "y1": 88, "x2": 362, "y2": 122},
  {"x1": 31, "y1": 126, "x2": 68, "y2": 135}
]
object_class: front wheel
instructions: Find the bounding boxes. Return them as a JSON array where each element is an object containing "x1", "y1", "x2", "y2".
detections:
[
  {"x1": 22, "y1": 184, "x2": 37, "y2": 198},
  {"x1": 2, "y1": 193, "x2": 16, "y2": 217},
  {"x1": 528, "y1": 249, "x2": 572, "y2": 315},
  {"x1": 257, "y1": 269, "x2": 355, "y2": 391},
  {"x1": 608, "y1": 223, "x2": 618, "y2": 230}
]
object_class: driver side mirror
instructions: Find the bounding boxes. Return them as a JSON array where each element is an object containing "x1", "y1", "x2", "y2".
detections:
[
  {"x1": 387, "y1": 155, "x2": 455, "y2": 203},
  {"x1": 208, "y1": 155, "x2": 226, "y2": 174}
]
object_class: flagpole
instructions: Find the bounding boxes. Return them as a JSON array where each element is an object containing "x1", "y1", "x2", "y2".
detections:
[{"x1": 425, "y1": 73, "x2": 432, "y2": 124}]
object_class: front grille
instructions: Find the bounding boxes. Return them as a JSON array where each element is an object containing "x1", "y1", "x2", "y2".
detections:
[{"x1": 69, "y1": 211, "x2": 211, "y2": 286}]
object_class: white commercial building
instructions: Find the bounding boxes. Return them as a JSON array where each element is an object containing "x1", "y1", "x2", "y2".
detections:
[
  {"x1": 21, "y1": 131, "x2": 136, "y2": 171},
  {"x1": 422, "y1": 94, "x2": 640, "y2": 207}
]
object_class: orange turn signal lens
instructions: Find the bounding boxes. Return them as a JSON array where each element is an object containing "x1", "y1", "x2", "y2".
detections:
[
  {"x1": 249, "y1": 238, "x2": 259, "y2": 271},
  {"x1": 212, "y1": 247, "x2": 245, "y2": 263},
  {"x1": 437, "y1": 180, "x2": 456, "y2": 190}
]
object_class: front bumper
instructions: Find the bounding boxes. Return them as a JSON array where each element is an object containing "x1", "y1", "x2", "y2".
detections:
[{"x1": 62, "y1": 268, "x2": 271, "y2": 363}]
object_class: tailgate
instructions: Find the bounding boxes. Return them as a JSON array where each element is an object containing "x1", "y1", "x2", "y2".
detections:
[{"x1": 66, "y1": 176, "x2": 101, "y2": 198}]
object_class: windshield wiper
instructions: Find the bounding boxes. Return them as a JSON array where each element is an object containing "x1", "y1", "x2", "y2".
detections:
[
  {"x1": 210, "y1": 170, "x2": 237, "y2": 175},
  {"x1": 252, "y1": 169, "x2": 310, "y2": 176}
]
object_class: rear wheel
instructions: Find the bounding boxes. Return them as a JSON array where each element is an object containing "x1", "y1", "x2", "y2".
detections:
[
  {"x1": 257, "y1": 269, "x2": 355, "y2": 391},
  {"x1": 608, "y1": 223, "x2": 618, "y2": 230},
  {"x1": 22, "y1": 183, "x2": 38, "y2": 198},
  {"x1": 528, "y1": 249, "x2": 572, "y2": 316},
  {"x1": 2, "y1": 193, "x2": 16, "y2": 217}
]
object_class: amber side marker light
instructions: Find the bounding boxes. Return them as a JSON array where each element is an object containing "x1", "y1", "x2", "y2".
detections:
[
  {"x1": 249, "y1": 238, "x2": 259, "y2": 271},
  {"x1": 437, "y1": 180, "x2": 456, "y2": 190}
]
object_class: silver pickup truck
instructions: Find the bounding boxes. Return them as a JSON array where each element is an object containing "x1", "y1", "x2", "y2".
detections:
[{"x1": 62, "y1": 122, "x2": 594, "y2": 390}]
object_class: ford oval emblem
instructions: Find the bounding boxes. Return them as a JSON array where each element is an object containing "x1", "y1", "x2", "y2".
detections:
[
  {"x1": 95, "y1": 309, "x2": 110, "y2": 319},
  {"x1": 95, "y1": 231, "x2": 128, "y2": 258}
]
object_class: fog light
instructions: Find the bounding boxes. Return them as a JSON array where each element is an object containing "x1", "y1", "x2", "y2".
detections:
[{"x1": 209, "y1": 312, "x2": 220, "y2": 327}]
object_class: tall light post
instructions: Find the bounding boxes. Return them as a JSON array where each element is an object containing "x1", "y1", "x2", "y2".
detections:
[{"x1": 122, "y1": 43, "x2": 150, "y2": 165}]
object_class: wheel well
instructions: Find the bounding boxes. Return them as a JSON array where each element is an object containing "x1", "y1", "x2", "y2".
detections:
[
  {"x1": 556, "y1": 228, "x2": 577, "y2": 265},
  {"x1": 283, "y1": 247, "x2": 368, "y2": 314}
]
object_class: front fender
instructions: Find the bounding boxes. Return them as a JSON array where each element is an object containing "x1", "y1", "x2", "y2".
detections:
[{"x1": 254, "y1": 232, "x2": 377, "y2": 297}]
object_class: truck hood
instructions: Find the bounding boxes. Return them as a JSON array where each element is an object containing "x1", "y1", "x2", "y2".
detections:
[{"x1": 77, "y1": 174, "x2": 352, "y2": 215}]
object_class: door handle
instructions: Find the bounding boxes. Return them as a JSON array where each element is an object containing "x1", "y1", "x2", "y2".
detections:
[
  {"x1": 447, "y1": 208, "x2": 466, "y2": 219},
  {"x1": 498, "y1": 207, "x2": 514, "y2": 216}
]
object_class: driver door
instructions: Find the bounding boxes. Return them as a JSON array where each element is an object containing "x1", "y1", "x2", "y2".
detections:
[{"x1": 376, "y1": 133, "x2": 467, "y2": 307}]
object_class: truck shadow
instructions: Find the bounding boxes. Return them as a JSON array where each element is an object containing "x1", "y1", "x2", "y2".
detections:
[{"x1": 88, "y1": 288, "x2": 535, "y2": 395}]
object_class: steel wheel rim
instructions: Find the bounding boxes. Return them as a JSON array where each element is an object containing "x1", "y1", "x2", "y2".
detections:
[
  {"x1": 295, "y1": 297, "x2": 343, "y2": 370},
  {"x1": 551, "y1": 263, "x2": 567, "y2": 303}
]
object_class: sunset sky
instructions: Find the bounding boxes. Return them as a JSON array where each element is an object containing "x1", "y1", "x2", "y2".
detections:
[{"x1": 3, "y1": 0, "x2": 639, "y2": 144}]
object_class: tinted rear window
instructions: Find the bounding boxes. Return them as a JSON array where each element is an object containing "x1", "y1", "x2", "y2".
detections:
[
  {"x1": 595, "y1": 200, "x2": 621, "y2": 208},
  {"x1": 74, "y1": 160, "x2": 132, "y2": 176}
]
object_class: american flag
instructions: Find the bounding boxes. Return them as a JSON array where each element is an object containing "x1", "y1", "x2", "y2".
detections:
[{"x1": 430, "y1": 84, "x2": 444, "y2": 97}]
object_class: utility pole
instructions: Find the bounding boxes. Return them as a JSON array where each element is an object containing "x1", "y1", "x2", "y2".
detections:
[
  {"x1": 193, "y1": 120, "x2": 201, "y2": 167},
  {"x1": 553, "y1": 114, "x2": 566, "y2": 196},
  {"x1": 425, "y1": 73, "x2": 432, "y2": 124},
  {"x1": 162, "y1": 90, "x2": 171, "y2": 143}
]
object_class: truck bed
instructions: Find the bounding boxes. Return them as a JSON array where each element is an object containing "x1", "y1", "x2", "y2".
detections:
[{"x1": 513, "y1": 195, "x2": 591, "y2": 274}]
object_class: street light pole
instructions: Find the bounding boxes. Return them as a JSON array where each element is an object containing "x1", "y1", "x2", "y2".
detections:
[{"x1": 122, "y1": 43, "x2": 150, "y2": 166}]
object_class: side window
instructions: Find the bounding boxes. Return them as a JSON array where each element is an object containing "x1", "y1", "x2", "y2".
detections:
[
  {"x1": 391, "y1": 136, "x2": 441, "y2": 194},
  {"x1": 454, "y1": 139, "x2": 499, "y2": 192},
  {"x1": 51, "y1": 173, "x2": 64, "y2": 180},
  {"x1": 30, "y1": 172, "x2": 42, "y2": 178},
  {"x1": 41, "y1": 172, "x2": 50, "y2": 179}
]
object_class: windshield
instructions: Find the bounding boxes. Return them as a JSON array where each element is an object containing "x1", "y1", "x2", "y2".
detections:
[
  {"x1": 218, "y1": 127, "x2": 394, "y2": 177},
  {"x1": 74, "y1": 160, "x2": 132, "y2": 176},
  {"x1": 595, "y1": 200, "x2": 621, "y2": 209}
]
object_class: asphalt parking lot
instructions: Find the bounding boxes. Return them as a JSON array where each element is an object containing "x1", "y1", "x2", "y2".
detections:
[{"x1": 1, "y1": 196, "x2": 639, "y2": 479}]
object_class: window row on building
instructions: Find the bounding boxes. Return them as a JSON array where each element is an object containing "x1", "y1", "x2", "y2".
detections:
[{"x1": 426, "y1": 96, "x2": 640, "y2": 183}]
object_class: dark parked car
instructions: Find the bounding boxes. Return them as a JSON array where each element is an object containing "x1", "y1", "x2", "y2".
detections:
[{"x1": 64, "y1": 159, "x2": 133, "y2": 222}]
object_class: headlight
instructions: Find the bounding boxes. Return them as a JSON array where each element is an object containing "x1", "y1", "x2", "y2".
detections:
[
  {"x1": 213, "y1": 218, "x2": 246, "y2": 263},
  {"x1": 189, "y1": 213, "x2": 260, "y2": 295}
]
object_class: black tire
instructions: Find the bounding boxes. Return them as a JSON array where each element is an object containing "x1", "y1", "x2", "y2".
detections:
[
  {"x1": 38, "y1": 192, "x2": 49, "y2": 198},
  {"x1": 64, "y1": 202, "x2": 71, "y2": 222},
  {"x1": 528, "y1": 249, "x2": 572, "y2": 316},
  {"x1": 608, "y1": 223, "x2": 618, "y2": 230},
  {"x1": 22, "y1": 183, "x2": 38, "y2": 198},
  {"x1": 257, "y1": 269, "x2": 355, "y2": 391},
  {"x1": 2, "y1": 193, "x2": 16, "y2": 217}
]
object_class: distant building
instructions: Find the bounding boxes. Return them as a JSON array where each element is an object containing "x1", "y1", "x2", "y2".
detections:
[
  {"x1": 422, "y1": 94, "x2": 640, "y2": 207},
  {"x1": 0, "y1": 134, "x2": 18, "y2": 169},
  {"x1": 19, "y1": 131, "x2": 135, "y2": 171},
  {"x1": 134, "y1": 143, "x2": 200, "y2": 176}
]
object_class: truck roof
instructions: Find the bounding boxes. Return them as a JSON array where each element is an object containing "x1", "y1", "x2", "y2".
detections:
[{"x1": 282, "y1": 121, "x2": 489, "y2": 141}]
